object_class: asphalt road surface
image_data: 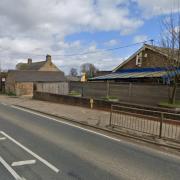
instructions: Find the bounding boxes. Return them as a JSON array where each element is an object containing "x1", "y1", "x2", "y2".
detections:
[{"x1": 0, "y1": 103, "x2": 180, "y2": 180}]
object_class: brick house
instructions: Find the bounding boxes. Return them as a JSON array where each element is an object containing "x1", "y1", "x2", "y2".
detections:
[
  {"x1": 90, "y1": 44, "x2": 180, "y2": 84},
  {"x1": 6, "y1": 55, "x2": 66, "y2": 95}
]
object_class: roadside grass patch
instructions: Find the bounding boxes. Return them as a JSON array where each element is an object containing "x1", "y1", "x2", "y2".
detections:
[
  {"x1": 102, "y1": 96, "x2": 119, "y2": 102},
  {"x1": 159, "y1": 101, "x2": 180, "y2": 108},
  {"x1": 68, "y1": 91, "x2": 81, "y2": 97}
]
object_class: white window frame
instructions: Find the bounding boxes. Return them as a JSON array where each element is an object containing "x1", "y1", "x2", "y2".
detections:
[{"x1": 136, "y1": 52, "x2": 142, "y2": 67}]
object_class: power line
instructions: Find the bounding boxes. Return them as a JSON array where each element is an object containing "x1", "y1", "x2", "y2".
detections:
[
  {"x1": 0, "y1": 39, "x2": 153, "y2": 58},
  {"x1": 51, "y1": 39, "x2": 153, "y2": 57}
]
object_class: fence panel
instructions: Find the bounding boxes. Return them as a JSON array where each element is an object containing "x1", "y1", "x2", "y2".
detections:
[
  {"x1": 110, "y1": 105, "x2": 180, "y2": 142},
  {"x1": 161, "y1": 115, "x2": 180, "y2": 141},
  {"x1": 36, "y1": 82, "x2": 69, "y2": 95},
  {"x1": 69, "y1": 82, "x2": 180, "y2": 105}
]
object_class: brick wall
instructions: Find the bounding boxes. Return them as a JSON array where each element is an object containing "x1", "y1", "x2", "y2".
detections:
[{"x1": 120, "y1": 48, "x2": 168, "y2": 69}]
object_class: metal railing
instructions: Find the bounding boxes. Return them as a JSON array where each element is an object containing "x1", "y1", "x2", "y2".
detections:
[{"x1": 110, "y1": 105, "x2": 180, "y2": 142}]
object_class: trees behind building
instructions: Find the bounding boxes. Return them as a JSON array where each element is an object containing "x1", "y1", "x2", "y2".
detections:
[
  {"x1": 69, "y1": 68, "x2": 78, "y2": 76},
  {"x1": 80, "y1": 63, "x2": 98, "y2": 78}
]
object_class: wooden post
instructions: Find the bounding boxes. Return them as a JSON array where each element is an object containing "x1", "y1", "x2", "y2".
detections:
[
  {"x1": 129, "y1": 83, "x2": 132, "y2": 101},
  {"x1": 106, "y1": 80, "x2": 110, "y2": 98}
]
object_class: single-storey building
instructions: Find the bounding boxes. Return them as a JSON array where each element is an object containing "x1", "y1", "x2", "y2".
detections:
[
  {"x1": 6, "y1": 55, "x2": 66, "y2": 95},
  {"x1": 90, "y1": 44, "x2": 180, "y2": 84},
  {"x1": 5, "y1": 70, "x2": 66, "y2": 96}
]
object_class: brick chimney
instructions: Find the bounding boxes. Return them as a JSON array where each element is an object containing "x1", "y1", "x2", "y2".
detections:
[
  {"x1": 46, "y1": 54, "x2": 51, "y2": 62},
  {"x1": 28, "y1": 58, "x2": 32, "y2": 64}
]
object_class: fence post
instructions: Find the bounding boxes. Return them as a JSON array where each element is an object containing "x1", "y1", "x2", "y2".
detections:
[
  {"x1": 109, "y1": 105, "x2": 113, "y2": 126},
  {"x1": 106, "y1": 80, "x2": 110, "y2": 98},
  {"x1": 129, "y1": 83, "x2": 132, "y2": 101},
  {"x1": 81, "y1": 86, "x2": 84, "y2": 97},
  {"x1": 159, "y1": 112, "x2": 164, "y2": 138}
]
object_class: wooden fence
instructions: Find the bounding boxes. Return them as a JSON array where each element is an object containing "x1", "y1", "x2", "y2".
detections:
[{"x1": 36, "y1": 82, "x2": 69, "y2": 95}]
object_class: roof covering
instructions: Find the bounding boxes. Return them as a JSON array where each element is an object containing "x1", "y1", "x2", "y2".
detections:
[
  {"x1": 7, "y1": 70, "x2": 66, "y2": 82},
  {"x1": 16, "y1": 61, "x2": 46, "y2": 71},
  {"x1": 90, "y1": 67, "x2": 180, "y2": 81}
]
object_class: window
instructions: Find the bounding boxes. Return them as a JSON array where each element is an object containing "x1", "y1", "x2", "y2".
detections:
[{"x1": 136, "y1": 52, "x2": 142, "y2": 67}]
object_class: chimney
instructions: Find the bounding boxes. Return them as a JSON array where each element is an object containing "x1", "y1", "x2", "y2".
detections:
[
  {"x1": 46, "y1": 54, "x2": 51, "y2": 62},
  {"x1": 28, "y1": 58, "x2": 32, "y2": 64}
]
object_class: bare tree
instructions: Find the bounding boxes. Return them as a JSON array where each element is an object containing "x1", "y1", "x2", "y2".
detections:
[
  {"x1": 80, "y1": 63, "x2": 98, "y2": 78},
  {"x1": 160, "y1": 12, "x2": 180, "y2": 104},
  {"x1": 69, "y1": 68, "x2": 78, "y2": 76}
]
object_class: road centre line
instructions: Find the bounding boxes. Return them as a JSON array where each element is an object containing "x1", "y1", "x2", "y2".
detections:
[
  {"x1": 12, "y1": 160, "x2": 36, "y2": 167},
  {"x1": 0, "y1": 156, "x2": 23, "y2": 180},
  {"x1": 11, "y1": 105, "x2": 122, "y2": 143},
  {"x1": 0, "y1": 131, "x2": 60, "y2": 173}
]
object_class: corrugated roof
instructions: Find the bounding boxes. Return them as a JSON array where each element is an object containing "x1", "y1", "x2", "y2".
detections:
[
  {"x1": 90, "y1": 68, "x2": 180, "y2": 80},
  {"x1": 7, "y1": 70, "x2": 66, "y2": 82}
]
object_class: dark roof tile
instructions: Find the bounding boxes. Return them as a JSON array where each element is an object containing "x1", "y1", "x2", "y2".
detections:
[{"x1": 7, "y1": 70, "x2": 66, "y2": 82}]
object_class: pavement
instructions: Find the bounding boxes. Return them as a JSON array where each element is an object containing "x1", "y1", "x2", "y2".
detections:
[
  {"x1": 0, "y1": 95, "x2": 110, "y2": 127},
  {"x1": 0, "y1": 101, "x2": 180, "y2": 180}
]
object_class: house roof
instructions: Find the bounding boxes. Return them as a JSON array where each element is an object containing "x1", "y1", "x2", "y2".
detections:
[
  {"x1": 66, "y1": 75, "x2": 81, "y2": 82},
  {"x1": 7, "y1": 70, "x2": 66, "y2": 82},
  {"x1": 16, "y1": 61, "x2": 47, "y2": 71},
  {"x1": 89, "y1": 67, "x2": 180, "y2": 81},
  {"x1": 113, "y1": 44, "x2": 180, "y2": 72}
]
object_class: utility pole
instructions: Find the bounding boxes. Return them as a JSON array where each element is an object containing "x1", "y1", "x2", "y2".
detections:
[{"x1": 150, "y1": 39, "x2": 154, "y2": 46}]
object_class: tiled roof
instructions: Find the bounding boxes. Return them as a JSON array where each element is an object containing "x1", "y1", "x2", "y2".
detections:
[
  {"x1": 16, "y1": 61, "x2": 46, "y2": 71},
  {"x1": 7, "y1": 70, "x2": 66, "y2": 82}
]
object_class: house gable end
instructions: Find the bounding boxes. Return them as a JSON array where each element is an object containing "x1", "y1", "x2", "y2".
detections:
[{"x1": 113, "y1": 44, "x2": 169, "y2": 72}]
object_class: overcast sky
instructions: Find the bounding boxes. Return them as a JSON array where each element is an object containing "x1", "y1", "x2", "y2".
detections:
[{"x1": 0, "y1": 0, "x2": 179, "y2": 74}]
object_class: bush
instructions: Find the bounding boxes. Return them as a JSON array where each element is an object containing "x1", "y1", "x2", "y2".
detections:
[{"x1": 6, "y1": 92, "x2": 16, "y2": 96}]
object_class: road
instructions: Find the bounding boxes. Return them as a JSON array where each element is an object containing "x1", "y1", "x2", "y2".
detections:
[{"x1": 0, "y1": 103, "x2": 179, "y2": 180}]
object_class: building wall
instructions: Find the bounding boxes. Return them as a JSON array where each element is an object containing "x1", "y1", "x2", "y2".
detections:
[
  {"x1": 120, "y1": 48, "x2": 168, "y2": 70},
  {"x1": 39, "y1": 61, "x2": 60, "y2": 72},
  {"x1": 5, "y1": 79, "x2": 33, "y2": 96},
  {"x1": 15, "y1": 82, "x2": 33, "y2": 96}
]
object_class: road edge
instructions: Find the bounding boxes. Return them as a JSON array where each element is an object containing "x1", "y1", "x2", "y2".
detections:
[{"x1": 14, "y1": 104, "x2": 180, "y2": 151}]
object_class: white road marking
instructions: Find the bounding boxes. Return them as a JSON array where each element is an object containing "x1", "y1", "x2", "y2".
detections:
[
  {"x1": 11, "y1": 106, "x2": 122, "y2": 143},
  {"x1": 0, "y1": 131, "x2": 60, "y2": 173},
  {"x1": 0, "y1": 156, "x2": 23, "y2": 180},
  {"x1": 0, "y1": 137, "x2": 6, "y2": 141},
  {"x1": 12, "y1": 160, "x2": 36, "y2": 167},
  {"x1": 3, "y1": 105, "x2": 180, "y2": 162},
  {"x1": 1, "y1": 103, "x2": 7, "y2": 106}
]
